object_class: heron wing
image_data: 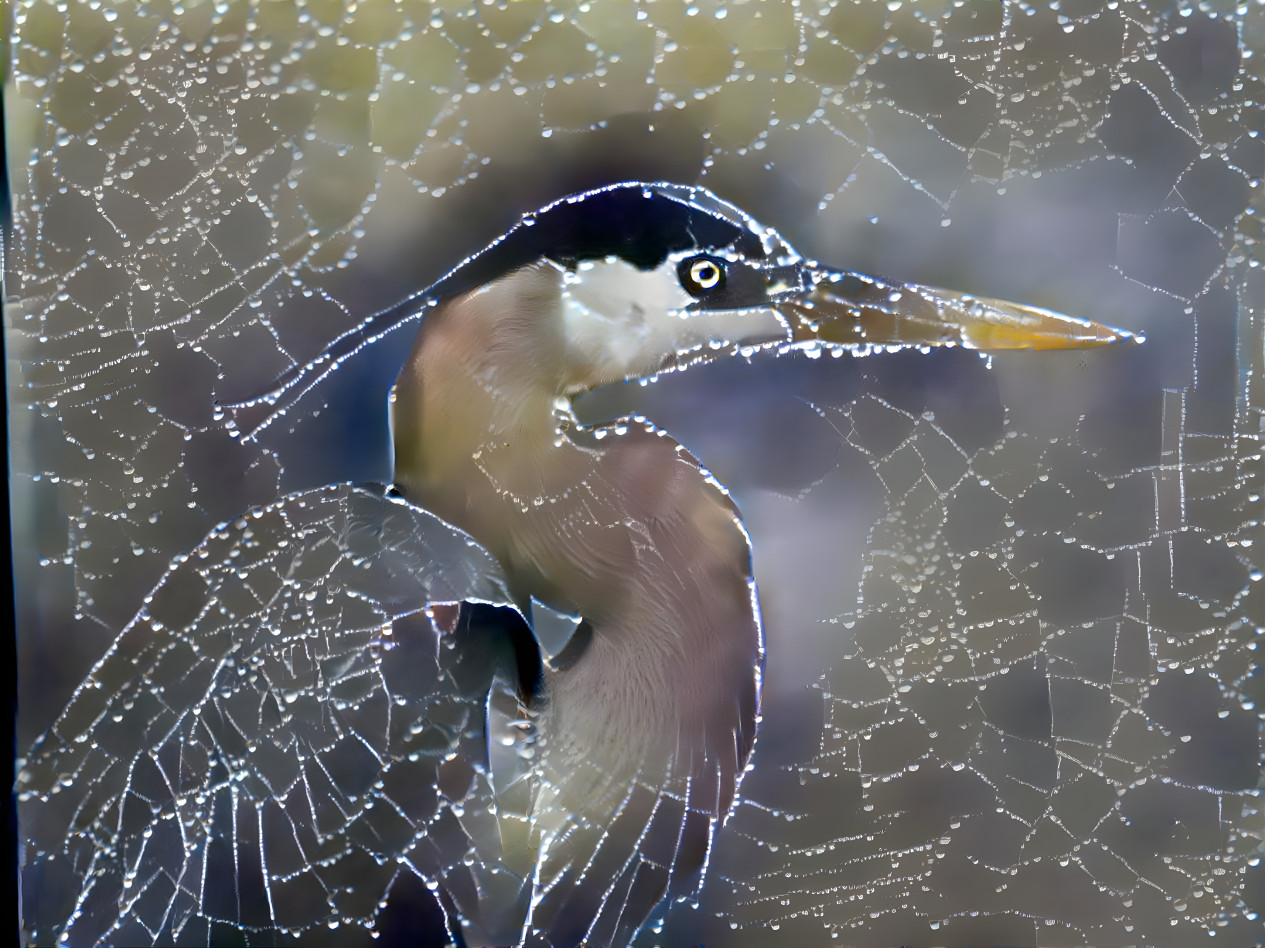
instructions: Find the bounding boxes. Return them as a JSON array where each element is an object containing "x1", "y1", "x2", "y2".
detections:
[{"x1": 19, "y1": 484, "x2": 511, "y2": 946}]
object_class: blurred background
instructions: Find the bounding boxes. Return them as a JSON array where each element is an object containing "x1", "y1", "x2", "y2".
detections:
[{"x1": 8, "y1": 0, "x2": 1262, "y2": 944}]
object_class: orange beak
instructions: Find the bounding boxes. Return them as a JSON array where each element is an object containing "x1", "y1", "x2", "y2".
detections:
[{"x1": 777, "y1": 268, "x2": 1142, "y2": 351}]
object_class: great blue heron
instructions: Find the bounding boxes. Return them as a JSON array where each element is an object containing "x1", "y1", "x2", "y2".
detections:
[{"x1": 18, "y1": 182, "x2": 1137, "y2": 948}]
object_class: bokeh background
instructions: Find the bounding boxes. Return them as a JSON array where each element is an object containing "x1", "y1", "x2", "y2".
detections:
[{"x1": 8, "y1": 0, "x2": 1263, "y2": 944}]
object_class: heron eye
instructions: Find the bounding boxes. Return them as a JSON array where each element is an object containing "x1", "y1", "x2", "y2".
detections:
[{"x1": 681, "y1": 256, "x2": 726, "y2": 294}]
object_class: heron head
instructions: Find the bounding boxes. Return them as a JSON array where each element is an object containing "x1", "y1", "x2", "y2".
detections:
[
  {"x1": 424, "y1": 181, "x2": 1140, "y2": 396},
  {"x1": 226, "y1": 179, "x2": 1140, "y2": 446}
]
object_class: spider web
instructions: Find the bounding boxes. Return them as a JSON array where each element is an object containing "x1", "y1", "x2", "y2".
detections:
[{"x1": 9, "y1": 0, "x2": 1262, "y2": 945}]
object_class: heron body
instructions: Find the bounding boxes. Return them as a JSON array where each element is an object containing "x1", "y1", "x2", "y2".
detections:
[
  {"x1": 377, "y1": 183, "x2": 1135, "y2": 945},
  {"x1": 391, "y1": 261, "x2": 763, "y2": 945},
  {"x1": 393, "y1": 262, "x2": 762, "y2": 769},
  {"x1": 19, "y1": 182, "x2": 1138, "y2": 948}
]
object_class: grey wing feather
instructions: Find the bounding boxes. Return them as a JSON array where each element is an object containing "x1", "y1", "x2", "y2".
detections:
[{"x1": 18, "y1": 484, "x2": 511, "y2": 946}]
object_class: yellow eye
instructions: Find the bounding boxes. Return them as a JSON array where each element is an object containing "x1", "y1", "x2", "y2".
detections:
[{"x1": 688, "y1": 258, "x2": 724, "y2": 290}]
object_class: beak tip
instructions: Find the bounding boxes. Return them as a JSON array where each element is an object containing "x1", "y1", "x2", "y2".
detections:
[
  {"x1": 1047, "y1": 316, "x2": 1142, "y2": 350},
  {"x1": 1100, "y1": 324, "x2": 1145, "y2": 347}
]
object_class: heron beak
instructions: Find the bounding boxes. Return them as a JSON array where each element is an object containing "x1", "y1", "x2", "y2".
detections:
[{"x1": 775, "y1": 267, "x2": 1142, "y2": 351}]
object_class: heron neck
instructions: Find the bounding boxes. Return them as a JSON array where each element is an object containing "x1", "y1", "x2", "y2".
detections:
[
  {"x1": 390, "y1": 267, "x2": 611, "y2": 608},
  {"x1": 390, "y1": 262, "x2": 760, "y2": 863}
]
